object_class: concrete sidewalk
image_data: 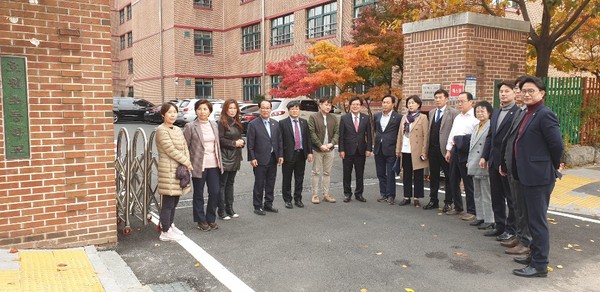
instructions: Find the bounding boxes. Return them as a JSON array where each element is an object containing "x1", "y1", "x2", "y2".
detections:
[{"x1": 1, "y1": 166, "x2": 598, "y2": 291}]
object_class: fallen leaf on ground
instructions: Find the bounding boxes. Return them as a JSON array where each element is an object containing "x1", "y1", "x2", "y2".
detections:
[
  {"x1": 360, "y1": 288, "x2": 368, "y2": 292},
  {"x1": 557, "y1": 265, "x2": 563, "y2": 269},
  {"x1": 154, "y1": 243, "x2": 160, "y2": 247},
  {"x1": 420, "y1": 224, "x2": 425, "y2": 227},
  {"x1": 567, "y1": 244, "x2": 573, "y2": 248},
  {"x1": 574, "y1": 225, "x2": 580, "y2": 228},
  {"x1": 563, "y1": 247, "x2": 570, "y2": 250},
  {"x1": 550, "y1": 222, "x2": 558, "y2": 225},
  {"x1": 57, "y1": 263, "x2": 67, "y2": 267},
  {"x1": 591, "y1": 240, "x2": 595, "y2": 243},
  {"x1": 574, "y1": 249, "x2": 583, "y2": 252},
  {"x1": 375, "y1": 252, "x2": 383, "y2": 255},
  {"x1": 402, "y1": 265, "x2": 408, "y2": 268},
  {"x1": 455, "y1": 252, "x2": 465, "y2": 257},
  {"x1": 547, "y1": 266, "x2": 554, "y2": 272},
  {"x1": 547, "y1": 217, "x2": 555, "y2": 222},
  {"x1": 194, "y1": 262, "x2": 201, "y2": 267},
  {"x1": 404, "y1": 288, "x2": 415, "y2": 292},
  {"x1": 9, "y1": 248, "x2": 18, "y2": 253},
  {"x1": 573, "y1": 244, "x2": 580, "y2": 247},
  {"x1": 437, "y1": 213, "x2": 443, "y2": 216}
]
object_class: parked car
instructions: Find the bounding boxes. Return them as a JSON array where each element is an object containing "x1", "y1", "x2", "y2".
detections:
[
  {"x1": 241, "y1": 109, "x2": 260, "y2": 135},
  {"x1": 144, "y1": 100, "x2": 181, "y2": 124},
  {"x1": 269, "y1": 97, "x2": 319, "y2": 121},
  {"x1": 175, "y1": 99, "x2": 220, "y2": 126},
  {"x1": 113, "y1": 97, "x2": 155, "y2": 123}
]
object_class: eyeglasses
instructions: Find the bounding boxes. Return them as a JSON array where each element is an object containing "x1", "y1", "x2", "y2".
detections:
[
  {"x1": 260, "y1": 107, "x2": 271, "y2": 110},
  {"x1": 456, "y1": 100, "x2": 468, "y2": 104},
  {"x1": 521, "y1": 89, "x2": 539, "y2": 95}
]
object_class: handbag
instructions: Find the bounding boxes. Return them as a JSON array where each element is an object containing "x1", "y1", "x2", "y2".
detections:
[{"x1": 175, "y1": 164, "x2": 190, "y2": 189}]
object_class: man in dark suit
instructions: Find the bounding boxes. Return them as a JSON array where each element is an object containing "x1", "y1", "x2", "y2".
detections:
[
  {"x1": 339, "y1": 97, "x2": 372, "y2": 203},
  {"x1": 480, "y1": 81, "x2": 520, "y2": 241},
  {"x1": 374, "y1": 95, "x2": 402, "y2": 205},
  {"x1": 280, "y1": 101, "x2": 313, "y2": 209},
  {"x1": 247, "y1": 100, "x2": 284, "y2": 215},
  {"x1": 424, "y1": 89, "x2": 459, "y2": 211},
  {"x1": 511, "y1": 76, "x2": 563, "y2": 278}
]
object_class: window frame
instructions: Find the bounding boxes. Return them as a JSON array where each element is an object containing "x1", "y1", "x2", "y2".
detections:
[
  {"x1": 120, "y1": 35, "x2": 125, "y2": 50},
  {"x1": 193, "y1": 0, "x2": 212, "y2": 8},
  {"x1": 306, "y1": 2, "x2": 337, "y2": 39},
  {"x1": 127, "y1": 86, "x2": 134, "y2": 97},
  {"x1": 242, "y1": 23, "x2": 261, "y2": 52},
  {"x1": 127, "y1": 59, "x2": 133, "y2": 74},
  {"x1": 195, "y1": 78, "x2": 214, "y2": 99},
  {"x1": 194, "y1": 30, "x2": 213, "y2": 55},
  {"x1": 126, "y1": 32, "x2": 133, "y2": 47},
  {"x1": 243, "y1": 77, "x2": 261, "y2": 101},
  {"x1": 271, "y1": 14, "x2": 294, "y2": 46},
  {"x1": 119, "y1": 9, "x2": 125, "y2": 24},
  {"x1": 353, "y1": 0, "x2": 376, "y2": 18},
  {"x1": 126, "y1": 4, "x2": 132, "y2": 20}
]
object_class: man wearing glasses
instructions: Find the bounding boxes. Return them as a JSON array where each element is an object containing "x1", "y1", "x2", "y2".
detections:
[{"x1": 510, "y1": 76, "x2": 563, "y2": 278}]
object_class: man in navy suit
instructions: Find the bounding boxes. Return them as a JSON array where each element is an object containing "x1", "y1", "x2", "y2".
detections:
[
  {"x1": 247, "y1": 100, "x2": 284, "y2": 215},
  {"x1": 511, "y1": 76, "x2": 563, "y2": 278},
  {"x1": 279, "y1": 101, "x2": 313, "y2": 209},
  {"x1": 480, "y1": 81, "x2": 520, "y2": 241},
  {"x1": 339, "y1": 97, "x2": 372, "y2": 203},
  {"x1": 374, "y1": 95, "x2": 402, "y2": 205}
]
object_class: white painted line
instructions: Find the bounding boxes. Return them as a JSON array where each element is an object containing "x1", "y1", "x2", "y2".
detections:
[
  {"x1": 547, "y1": 210, "x2": 600, "y2": 224},
  {"x1": 149, "y1": 213, "x2": 254, "y2": 292}
]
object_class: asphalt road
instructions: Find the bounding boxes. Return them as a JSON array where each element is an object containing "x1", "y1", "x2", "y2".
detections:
[{"x1": 113, "y1": 122, "x2": 600, "y2": 292}]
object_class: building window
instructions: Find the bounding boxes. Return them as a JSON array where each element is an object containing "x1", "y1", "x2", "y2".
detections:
[
  {"x1": 127, "y1": 86, "x2": 134, "y2": 97},
  {"x1": 313, "y1": 85, "x2": 336, "y2": 98},
  {"x1": 126, "y1": 4, "x2": 132, "y2": 20},
  {"x1": 307, "y1": 2, "x2": 337, "y2": 39},
  {"x1": 242, "y1": 24, "x2": 261, "y2": 52},
  {"x1": 194, "y1": 0, "x2": 212, "y2": 8},
  {"x1": 120, "y1": 35, "x2": 125, "y2": 50},
  {"x1": 194, "y1": 30, "x2": 213, "y2": 54},
  {"x1": 119, "y1": 9, "x2": 125, "y2": 24},
  {"x1": 353, "y1": 83, "x2": 371, "y2": 94},
  {"x1": 354, "y1": 0, "x2": 376, "y2": 18},
  {"x1": 127, "y1": 59, "x2": 133, "y2": 74},
  {"x1": 127, "y1": 32, "x2": 132, "y2": 47},
  {"x1": 271, "y1": 14, "x2": 294, "y2": 46},
  {"x1": 492, "y1": 0, "x2": 519, "y2": 9},
  {"x1": 270, "y1": 75, "x2": 282, "y2": 98},
  {"x1": 243, "y1": 77, "x2": 261, "y2": 101},
  {"x1": 195, "y1": 79, "x2": 213, "y2": 99}
]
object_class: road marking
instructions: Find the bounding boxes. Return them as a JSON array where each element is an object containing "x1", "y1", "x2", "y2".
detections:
[
  {"x1": 547, "y1": 210, "x2": 600, "y2": 224},
  {"x1": 150, "y1": 213, "x2": 254, "y2": 292}
]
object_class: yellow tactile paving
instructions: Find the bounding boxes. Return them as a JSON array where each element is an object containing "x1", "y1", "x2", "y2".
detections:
[
  {"x1": 0, "y1": 250, "x2": 103, "y2": 292},
  {"x1": 551, "y1": 175, "x2": 600, "y2": 209}
]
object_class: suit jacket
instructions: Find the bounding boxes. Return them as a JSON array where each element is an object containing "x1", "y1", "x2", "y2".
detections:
[
  {"x1": 308, "y1": 112, "x2": 339, "y2": 151},
  {"x1": 395, "y1": 113, "x2": 429, "y2": 170},
  {"x1": 279, "y1": 117, "x2": 313, "y2": 162},
  {"x1": 500, "y1": 108, "x2": 526, "y2": 174},
  {"x1": 481, "y1": 103, "x2": 520, "y2": 168},
  {"x1": 338, "y1": 112, "x2": 372, "y2": 155},
  {"x1": 246, "y1": 117, "x2": 283, "y2": 165},
  {"x1": 183, "y1": 120, "x2": 224, "y2": 178},
  {"x1": 513, "y1": 104, "x2": 564, "y2": 186},
  {"x1": 428, "y1": 106, "x2": 460, "y2": 156},
  {"x1": 373, "y1": 110, "x2": 402, "y2": 157},
  {"x1": 467, "y1": 120, "x2": 490, "y2": 176}
]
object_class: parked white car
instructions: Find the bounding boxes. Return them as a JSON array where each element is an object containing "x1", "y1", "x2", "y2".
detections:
[{"x1": 269, "y1": 97, "x2": 319, "y2": 121}]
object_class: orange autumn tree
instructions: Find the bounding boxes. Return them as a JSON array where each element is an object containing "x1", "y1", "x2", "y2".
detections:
[
  {"x1": 266, "y1": 54, "x2": 321, "y2": 98},
  {"x1": 304, "y1": 41, "x2": 382, "y2": 112}
]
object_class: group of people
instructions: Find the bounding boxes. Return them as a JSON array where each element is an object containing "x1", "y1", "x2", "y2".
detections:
[{"x1": 155, "y1": 75, "x2": 563, "y2": 278}]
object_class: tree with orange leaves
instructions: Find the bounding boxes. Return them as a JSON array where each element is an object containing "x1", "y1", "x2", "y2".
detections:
[{"x1": 266, "y1": 54, "x2": 321, "y2": 98}]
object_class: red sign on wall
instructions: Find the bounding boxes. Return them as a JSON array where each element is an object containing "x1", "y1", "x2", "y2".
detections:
[{"x1": 449, "y1": 83, "x2": 464, "y2": 99}]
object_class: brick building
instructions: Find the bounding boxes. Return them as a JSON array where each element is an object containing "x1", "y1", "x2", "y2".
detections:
[
  {"x1": 111, "y1": 0, "x2": 375, "y2": 104},
  {"x1": 0, "y1": 0, "x2": 116, "y2": 248}
]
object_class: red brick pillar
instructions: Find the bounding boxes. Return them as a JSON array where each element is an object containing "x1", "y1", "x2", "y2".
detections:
[
  {"x1": 401, "y1": 12, "x2": 529, "y2": 106},
  {"x1": 0, "y1": 0, "x2": 116, "y2": 248}
]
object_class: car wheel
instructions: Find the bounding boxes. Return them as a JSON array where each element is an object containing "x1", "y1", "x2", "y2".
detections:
[{"x1": 113, "y1": 112, "x2": 119, "y2": 123}]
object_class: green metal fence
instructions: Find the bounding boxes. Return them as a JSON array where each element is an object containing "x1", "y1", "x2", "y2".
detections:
[{"x1": 542, "y1": 77, "x2": 582, "y2": 145}]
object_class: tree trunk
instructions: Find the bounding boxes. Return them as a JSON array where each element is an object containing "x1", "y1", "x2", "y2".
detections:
[{"x1": 535, "y1": 44, "x2": 552, "y2": 77}]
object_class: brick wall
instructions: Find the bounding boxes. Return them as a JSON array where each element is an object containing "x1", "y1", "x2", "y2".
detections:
[
  {"x1": 0, "y1": 0, "x2": 116, "y2": 248},
  {"x1": 402, "y1": 13, "x2": 529, "y2": 107}
]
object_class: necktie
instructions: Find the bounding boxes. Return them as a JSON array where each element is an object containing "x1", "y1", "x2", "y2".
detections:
[
  {"x1": 354, "y1": 115, "x2": 359, "y2": 132},
  {"x1": 293, "y1": 120, "x2": 301, "y2": 150},
  {"x1": 435, "y1": 109, "x2": 441, "y2": 123},
  {"x1": 264, "y1": 120, "x2": 271, "y2": 137}
]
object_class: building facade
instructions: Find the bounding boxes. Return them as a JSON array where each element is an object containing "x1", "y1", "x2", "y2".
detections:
[{"x1": 111, "y1": 0, "x2": 376, "y2": 104}]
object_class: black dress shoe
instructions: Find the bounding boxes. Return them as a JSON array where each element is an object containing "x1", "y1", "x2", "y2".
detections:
[
  {"x1": 284, "y1": 202, "x2": 293, "y2": 209},
  {"x1": 478, "y1": 222, "x2": 495, "y2": 230},
  {"x1": 512, "y1": 265, "x2": 547, "y2": 278},
  {"x1": 355, "y1": 196, "x2": 366, "y2": 202},
  {"x1": 496, "y1": 232, "x2": 515, "y2": 241},
  {"x1": 264, "y1": 206, "x2": 279, "y2": 213},
  {"x1": 423, "y1": 201, "x2": 439, "y2": 210},
  {"x1": 513, "y1": 256, "x2": 532, "y2": 265},
  {"x1": 441, "y1": 203, "x2": 452, "y2": 212},
  {"x1": 254, "y1": 208, "x2": 266, "y2": 215},
  {"x1": 398, "y1": 198, "x2": 411, "y2": 206},
  {"x1": 484, "y1": 229, "x2": 503, "y2": 237},
  {"x1": 294, "y1": 201, "x2": 304, "y2": 208},
  {"x1": 376, "y1": 196, "x2": 387, "y2": 202},
  {"x1": 469, "y1": 219, "x2": 484, "y2": 226},
  {"x1": 343, "y1": 196, "x2": 351, "y2": 203}
]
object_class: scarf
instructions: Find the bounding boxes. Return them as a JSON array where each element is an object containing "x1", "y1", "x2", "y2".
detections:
[{"x1": 403, "y1": 111, "x2": 420, "y2": 137}]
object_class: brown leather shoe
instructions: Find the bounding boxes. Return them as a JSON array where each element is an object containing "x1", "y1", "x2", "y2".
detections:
[
  {"x1": 505, "y1": 243, "x2": 530, "y2": 255},
  {"x1": 445, "y1": 209, "x2": 463, "y2": 215},
  {"x1": 311, "y1": 195, "x2": 320, "y2": 204},
  {"x1": 500, "y1": 238, "x2": 519, "y2": 248},
  {"x1": 460, "y1": 213, "x2": 476, "y2": 221},
  {"x1": 323, "y1": 194, "x2": 336, "y2": 203}
]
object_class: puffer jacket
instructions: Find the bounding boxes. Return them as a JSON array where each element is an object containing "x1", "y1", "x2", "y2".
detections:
[
  {"x1": 156, "y1": 125, "x2": 192, "y2": 196},
  {"x1": 218, "y1": 118, "x2": 243, "y2": 172}
]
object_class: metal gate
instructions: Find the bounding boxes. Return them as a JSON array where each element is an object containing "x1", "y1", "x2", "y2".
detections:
[{"x1": 115, "y1": 127, "x2": 160, "y2": 235}]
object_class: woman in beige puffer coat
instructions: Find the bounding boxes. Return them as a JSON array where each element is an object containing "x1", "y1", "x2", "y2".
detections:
[{"x1": 156, "y1": 102, "x2": 192, "y2": 241}]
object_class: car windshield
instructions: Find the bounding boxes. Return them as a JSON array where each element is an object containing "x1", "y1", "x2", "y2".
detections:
[{"x1": 271, "y1": 101, "x2": 282, "y2": 109}]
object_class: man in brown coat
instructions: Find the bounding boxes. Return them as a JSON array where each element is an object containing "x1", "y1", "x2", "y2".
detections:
[{"x1": 308, "y1": 97, "x2": 339, "y2": 204}]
